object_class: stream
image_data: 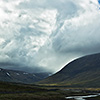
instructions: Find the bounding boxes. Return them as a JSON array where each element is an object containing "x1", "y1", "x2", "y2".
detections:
[{"x1": 66, "y1": 93, "x2": 100, "y2": 100}]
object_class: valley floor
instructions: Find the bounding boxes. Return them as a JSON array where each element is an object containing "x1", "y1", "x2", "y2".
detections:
[{"x1": 0, "y1": 82, "x2": 100, "y2": 100}]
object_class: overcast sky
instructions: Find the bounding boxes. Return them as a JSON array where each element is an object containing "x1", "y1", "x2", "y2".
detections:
[{"x1": 0, "y1": 0, "x2": 100, "y2": 73}]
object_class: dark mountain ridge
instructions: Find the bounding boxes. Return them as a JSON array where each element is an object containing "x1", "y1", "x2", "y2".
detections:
[
  {"x1": 38, "y1": 53, "x2": 100, "y2": 87},
  {"x1": 0, "y1": 68, "x2": 51, "y2": 84}
]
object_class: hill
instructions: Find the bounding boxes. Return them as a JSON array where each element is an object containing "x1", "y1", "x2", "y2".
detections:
[
  {"x1": 38, "y1": 53, "x2": 100, "y2": 87},
  {"x1": 0, "y1": 68, "x2": 50, "y2": 84}
]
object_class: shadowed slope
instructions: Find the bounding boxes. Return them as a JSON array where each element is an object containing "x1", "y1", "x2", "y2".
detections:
[
  {"x1": 38, "y1": 53, "x2": 100, "y2": 87},
  {"x1": 0, "y1": 68, "x2": 50, "y2": 84}
]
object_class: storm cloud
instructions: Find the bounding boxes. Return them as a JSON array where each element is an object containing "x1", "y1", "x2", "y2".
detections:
[{"x1": 0, "y1": 0, "x2": 100, "y2": 73}]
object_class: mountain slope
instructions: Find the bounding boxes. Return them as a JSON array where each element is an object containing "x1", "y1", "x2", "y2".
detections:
[
  {"x1": 0, "y1": 68, "x2": 50, "y2": 84},
  {"x1": 38, "y1": 53, "x2": 100, "y2": 87}
]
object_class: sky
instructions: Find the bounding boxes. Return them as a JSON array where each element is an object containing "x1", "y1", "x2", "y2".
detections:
[{"x1": 0, "y1": 0, "x2": 100, "y2": 73}]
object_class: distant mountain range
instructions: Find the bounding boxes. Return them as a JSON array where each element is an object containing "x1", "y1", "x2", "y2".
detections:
[
  {"x1": 0, "y1": 68, "x2": 51, "y2": 84},
  {"x1": 38, "y1": 53, "x2": 100, "y2": 87}
]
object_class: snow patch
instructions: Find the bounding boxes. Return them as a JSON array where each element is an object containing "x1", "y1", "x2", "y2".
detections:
[
  {"x1": 16, "y1": 73, "x2": 20, "y2": 75},
  {"x1": 23, "y1": 73, "x2": 28, "y2": 74},
  {"x1": 6, "y1": 72, "x2": 10, "y2": 76},
  {"x1": 33, "y1": 74, "x2": 36, "y2": 77}
]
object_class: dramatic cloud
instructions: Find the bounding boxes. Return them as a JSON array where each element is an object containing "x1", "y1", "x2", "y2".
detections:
[{"x1": 0, "y1": 0, "x2": 100, "y2": 73}]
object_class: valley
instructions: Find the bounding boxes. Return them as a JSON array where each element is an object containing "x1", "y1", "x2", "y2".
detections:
[
  {"x1": 0, "y1": 82, "x2": 100, "y2": 100},
  {"x1": 0, "y1": 0, "x2": 100, "y2": 99},
  {"x1": 0, "y1": 53, "x2": 100, "y2": 100}
]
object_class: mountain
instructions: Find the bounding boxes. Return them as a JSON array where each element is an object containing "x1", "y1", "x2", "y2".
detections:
[
  {"x1": 0, "y1": 68, "x2": 50, "y2": 84},
  {"x1": 34, "y1": 73, "x2": 52, "y2": 79},
  {"x1": 38, "y1": 53, "x2": 100, "y2": 87}
]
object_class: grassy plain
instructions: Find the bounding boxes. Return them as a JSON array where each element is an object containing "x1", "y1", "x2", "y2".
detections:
[{"x1": 0, "y1": 81, "x2": 100, "y2": 100}]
